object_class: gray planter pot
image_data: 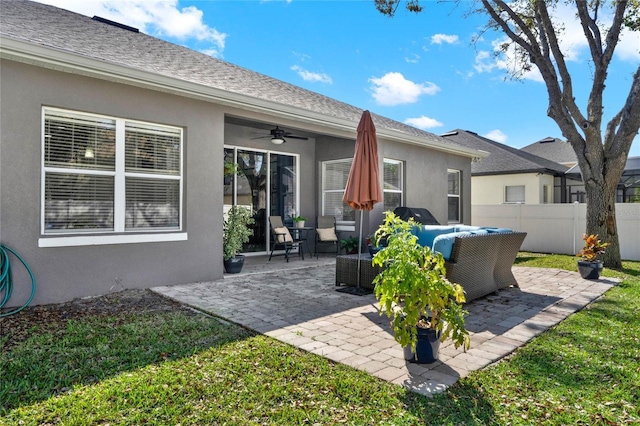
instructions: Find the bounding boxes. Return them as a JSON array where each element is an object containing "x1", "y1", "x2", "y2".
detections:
[{"x1": 577, "y1": 260, "x2": 603, "y2": 280}]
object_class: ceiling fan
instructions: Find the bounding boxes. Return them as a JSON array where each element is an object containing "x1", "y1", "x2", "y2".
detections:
[{"x1": 251, "y1": 126, "x2": 308, "y2": 145}]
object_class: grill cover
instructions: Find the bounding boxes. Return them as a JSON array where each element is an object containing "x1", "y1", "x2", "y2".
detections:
[{"x1": 393, "y1": 207, "x2": 440, "y2": 225}]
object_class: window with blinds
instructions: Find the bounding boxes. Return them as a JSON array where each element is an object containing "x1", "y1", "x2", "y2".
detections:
[
  {"x1": 322, "y1": 159, "x2": 355, "y2": 224},
  {"x1": 505, "y1": 185, "x2": 525, "y2": 203},
  {"x1": 447, "y1": 169, "x2": 461, "y2": 223},
  {"x1": 42, "y1": 108, "x2": 182, "y2": 235},
  {"x1": 383, "y1": 159, "x2": 403, "y2": 212}
]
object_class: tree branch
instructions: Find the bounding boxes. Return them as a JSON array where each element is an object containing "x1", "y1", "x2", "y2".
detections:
[{"x1": 535, "y1": 1, "x2": 587, "y2": 130}]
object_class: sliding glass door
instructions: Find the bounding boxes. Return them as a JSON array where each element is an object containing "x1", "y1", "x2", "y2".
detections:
[{"x1": 224, "y1": 147, "x2": 298, "y2": 254}]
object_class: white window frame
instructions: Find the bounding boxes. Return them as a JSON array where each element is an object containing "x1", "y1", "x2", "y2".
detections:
[
  {"x1": 39, "y1": 107, "x2": 186, "y2": 247},
  {"x1": 505, "y1": 185, "x2": 526, "y2": 203},
  {"x1": 321, "y1": 158, "x2": 355, "y2": 231},
  {"x1": 447, "y1": 169, "x2": 461, "y2": 224},
  {"x1": 383, "y1": 158, "x2": 403, "y2": 212}
]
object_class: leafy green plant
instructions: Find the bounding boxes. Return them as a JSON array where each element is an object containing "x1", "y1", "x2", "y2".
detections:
[
  {"x1": 292, "y1": 215, "x2": 307, "y2": 223},
  {"x1": 223, "y1": 162, "x2": 241, "y2": 177},
  {"x1": 223, "y1": 206, "x2": 254, "y2": 261},
  {"x1": 340, "y1": 236, "x2": 359, "y2": 254},
  {"x1": 371, "y1": 212, "x2": 470, "y2": 354},
  {"x1": 577, "y1": 233, "x2": 610, "y2": 261}
]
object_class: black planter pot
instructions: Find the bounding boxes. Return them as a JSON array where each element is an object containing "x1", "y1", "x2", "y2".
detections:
[
  {"x1": 403, "y1": 327, "x2": 441, "y2": 364},
  {"x1": 577, "y1": 260, "x2": 603, "y2": 280},
  {"x1": 224, "y1": 255, "x2": 245, "y2": 274}
]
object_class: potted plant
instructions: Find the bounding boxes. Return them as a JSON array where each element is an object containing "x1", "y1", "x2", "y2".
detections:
[
  {"x1": 340, "y1": 236, "x2": 360, "y2": 255},
  {"x1": 371, "y1": 212, "x2": 470, "y2": 363},
  {"x1": 223, "y1": 206, "x2": 255, "y2": 273},
  {"x1": 292, "y1": 214, "x2": 307, "y2": 228},
  {"x1": 576, "y1": 233, "x2": 610, "y2": 279}
]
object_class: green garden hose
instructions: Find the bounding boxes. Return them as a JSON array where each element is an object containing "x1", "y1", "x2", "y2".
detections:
[{"x1": 0, "y1": 244, "x2": 37, "y2": 317}]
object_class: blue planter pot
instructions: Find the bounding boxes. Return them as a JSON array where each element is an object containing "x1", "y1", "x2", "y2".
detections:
[
  {"x1": 224, "y1": 255, "x2": 245, "y2": 274},
  {"x1": 403, "y1": 327, "x2": 441, "y2": 364}
]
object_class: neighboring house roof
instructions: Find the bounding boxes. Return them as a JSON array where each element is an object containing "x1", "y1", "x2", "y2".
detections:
[
  {"x1": 520, "y1": 137, "x2": 578, "y2": 165},
  {"x1": 0, "y1": 0, "x2": 484, "y2": 160},
  {"x1": 441, "y1": 130, "x2": 569, "y2": 176},
  {"x1": 566, "y1": 156, "x2": 640, "y2": 176}
]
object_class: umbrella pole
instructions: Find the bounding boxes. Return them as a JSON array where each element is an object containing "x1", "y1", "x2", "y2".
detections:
[{"x1": 356, "y1": 210, "x2": 363, "y2": 290}]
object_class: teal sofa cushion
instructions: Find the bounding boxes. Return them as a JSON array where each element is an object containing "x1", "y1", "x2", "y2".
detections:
[
  {"x1": 412, "y1": 225, "x2": 456, "y2": 248},
  {"x1": 453, "y1": 225, "x2": 483, "y2": 232},
  {"x1": 432, "y1": 231, "x2": 470, "y2": 260}
]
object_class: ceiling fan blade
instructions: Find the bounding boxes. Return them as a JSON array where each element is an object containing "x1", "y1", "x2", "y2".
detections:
[
  {"x1": 286, "y1": 135, "x2": 309, "y2": 140},
  {"x1": 250, "y1": 135, "x2": 271, "y2": 140}
]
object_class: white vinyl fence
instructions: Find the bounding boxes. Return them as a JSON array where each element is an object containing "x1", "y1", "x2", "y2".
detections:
[{"x1": 472, "y1": 203, "x2": 640, "y2": 261}]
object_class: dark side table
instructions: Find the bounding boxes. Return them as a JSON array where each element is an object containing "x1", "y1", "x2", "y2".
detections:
[
  {"x1": 335, "y1": 254, "x2": 382, "y2": 290},
  {"x1": 288, "y1": 226, "x2": 314, "y2": 257}
]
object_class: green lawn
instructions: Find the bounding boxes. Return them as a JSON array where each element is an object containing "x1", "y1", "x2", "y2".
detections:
[{"x1": 1, "y1": 254, "x2": 638, "y2": 425}]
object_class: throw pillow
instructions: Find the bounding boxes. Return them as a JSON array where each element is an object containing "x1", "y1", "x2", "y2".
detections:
[
  {"x1": 317, "y1": 227, "x2": 338, "y2": 241},
  {"x1": 274, "y1": 227, "x2": 293, "y2": 243}
]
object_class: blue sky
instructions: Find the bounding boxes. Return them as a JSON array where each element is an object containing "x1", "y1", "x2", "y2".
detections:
[{"x1": 36, "y1": 0, "x2": 640, "y2": 157}]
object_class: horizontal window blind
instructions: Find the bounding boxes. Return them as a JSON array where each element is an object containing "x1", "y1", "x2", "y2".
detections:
[
  {"x1": 383, "y1": 159, "x2": 403, "y2": 211},
  {"x1": 322, "y1": 159, "x2": 355, "y2": 223},
  {"x1": 505, "y1": 185, "x2": 525, "y2": 203},
  {"x1": 43, "y1": 108, "x2": 183, "y2": 236},
  {"x1": 125, "y1": 123, "x2": 181, "y2": 175},
  {"x1": 324, "y1": 192, "x2": 355, "y2": 223},
  {"x1": 44, "y1": 173, "x2": 114, "y2": 232},
  {"x1": 383, "y1": 160, "x2": 402, "y2": 191},
  {"x1": 125, "y1": 178, "x2": 180, "y2": 230},
  {"x1": 323, "y1": 160, "x2": 352, "y2": 191},
  {"x1": 44, "y1": 110, "x2": 116, "y2": 171}
]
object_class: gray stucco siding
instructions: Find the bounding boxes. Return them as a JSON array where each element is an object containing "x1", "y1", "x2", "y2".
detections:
[{"x1": 0, "y1": 60, "x2": 224, "y2": 306}]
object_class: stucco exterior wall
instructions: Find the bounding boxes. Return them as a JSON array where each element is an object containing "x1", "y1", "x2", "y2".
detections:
[
  {"x1": 380, "y1": 139, "x2": 472, "y2": 227},
  {"x1": 0, "y1": 59, "x2": 474, "y2": 306},
  {"x1": 471, "y1": 173, "x2": 554, "y2": 205},
  {"x1": 0, "y1": 60, "x2": 224, "y2": 306}
]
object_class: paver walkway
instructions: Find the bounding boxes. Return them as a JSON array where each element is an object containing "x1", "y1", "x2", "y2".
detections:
[{"x1": 152, "y1": 259, "x2": 617, "y2": 397}]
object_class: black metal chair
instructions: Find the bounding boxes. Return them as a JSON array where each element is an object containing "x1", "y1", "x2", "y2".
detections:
[
  {"x1": 315, "y1": 215, "x2": 340, "y2": 258},
  {"x1": 268, "y1": 216, "x2": 304, "y2": 262}
]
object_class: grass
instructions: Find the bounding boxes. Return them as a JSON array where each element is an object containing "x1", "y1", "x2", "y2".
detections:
[{"x1": 1, "y1": 253, "x2": 639, "y2": 425}]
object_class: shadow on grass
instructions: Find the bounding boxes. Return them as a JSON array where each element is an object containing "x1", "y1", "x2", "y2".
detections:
[
  {"x1": 403, "y1": 380, "x2": 497, "y2": 424},
  {"x1": 0, "y1": 290, "x2": 254, "y2": 413}
]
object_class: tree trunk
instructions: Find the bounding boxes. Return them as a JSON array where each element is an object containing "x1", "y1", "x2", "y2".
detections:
[{"x1": 583, "y1": 169, "x2": 622, "y2": 269}]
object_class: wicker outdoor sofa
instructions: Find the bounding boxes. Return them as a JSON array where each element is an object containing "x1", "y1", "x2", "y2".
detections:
[
  {"x1": 412, "y1": 225, "x2": 527, "y2": 301},
  {"x1": 335, "y1": 225, "x2": 527, "y2": 303}
]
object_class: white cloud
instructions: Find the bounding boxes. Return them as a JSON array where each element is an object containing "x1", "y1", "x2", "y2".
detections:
[
  {"x1": 473, "y1": 50, "x2": 496, "y2": 73},
  {"x1": 369, "y1": 72, "x2": 440, "y2": 106},
  {"x1": 474, "y1": 40, "x2": 543, "y2": 82},
  {"x1": 35, "y1": 0, "x2": 226, "y2": 56},
  {"x1": 290, "y1": 65, "x2": 333, "y2": 84},
  {"x1": 404, "y1": 116, "x2": 444, "y2": 129},
  {"x1": 405, "y1": 53, "x2": 420, "y2": 63},
  {"x1": 616, "y1": 29, "x2": 640, "y2": 62},
  {"x1": 431, "y1": 34, "x2": 459, "y2": 45},
  {"x1": 484, "y1": 129, "x2": 508, "y2": 143}
]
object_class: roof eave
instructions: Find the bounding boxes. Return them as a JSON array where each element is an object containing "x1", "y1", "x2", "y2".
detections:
[{"x1": 0, "y1": 36, "x2": 485, "y2": 160}]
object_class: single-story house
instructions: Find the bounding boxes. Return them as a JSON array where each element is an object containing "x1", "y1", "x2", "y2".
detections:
[
  {"x1": 441, "y1": 130, "x2": 569, "y2": 204},
  {"x1": 0, "y1": 0, "x2": 484, "y2": 306},
  {"x1": 520, "y1": 137, "x2": 578, "y2": 168}
]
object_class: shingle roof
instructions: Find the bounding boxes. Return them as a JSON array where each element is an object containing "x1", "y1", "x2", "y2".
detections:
[
  {"x1": 520, "y1": 137, "x2": 578, "y2": 164},
  {"x1": 441, "y1": 130, "x2": 569, "y2": 175},
  {"x1": 0, "y1": 0, "x2": 476, "y2": 156}
]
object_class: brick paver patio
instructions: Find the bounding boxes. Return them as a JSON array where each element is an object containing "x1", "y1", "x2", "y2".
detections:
[{"x1": 152, "y1": 258, "x2": 617, "y2": 397}]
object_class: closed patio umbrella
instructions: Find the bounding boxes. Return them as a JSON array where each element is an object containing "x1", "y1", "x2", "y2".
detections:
[{"x1": 339, "y1": 110, "x2": 383, "y2": 295}]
